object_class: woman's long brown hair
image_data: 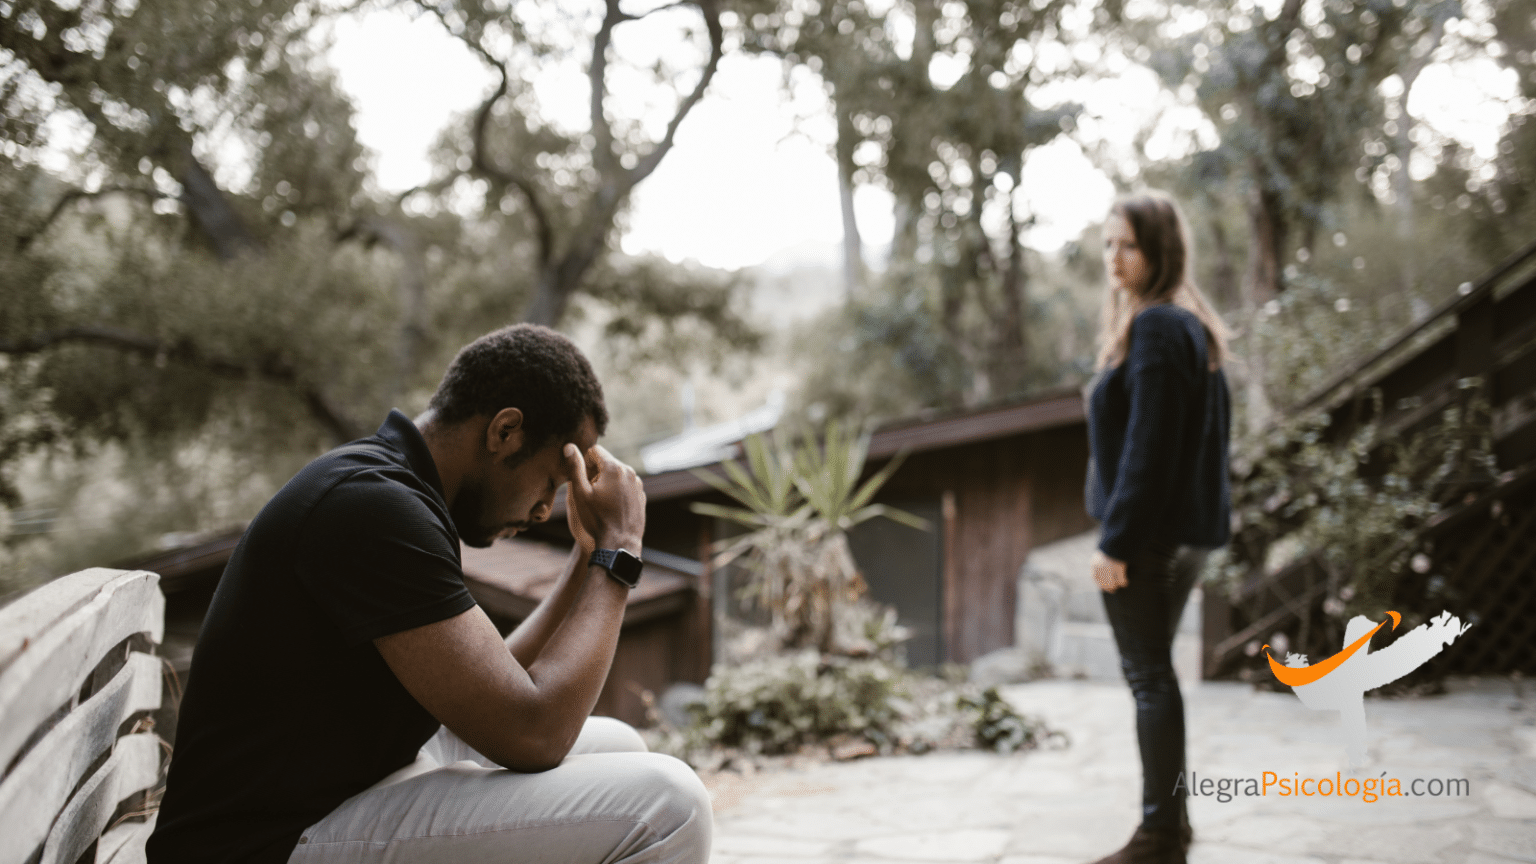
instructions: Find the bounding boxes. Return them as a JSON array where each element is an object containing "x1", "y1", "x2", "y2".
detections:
[{"x1": 1095, "y1": 190, "x2": 1230, "y2": 371}]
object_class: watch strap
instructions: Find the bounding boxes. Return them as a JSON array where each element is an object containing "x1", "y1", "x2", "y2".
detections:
[{"x1": 591, "y1": 548, "x2": 643, "y2": 588}]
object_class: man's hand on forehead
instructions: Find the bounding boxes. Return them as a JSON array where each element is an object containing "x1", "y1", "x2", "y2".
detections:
[
  {"x1": 560, "y1": 443, "x2": 601, "y2": 485},
  {"x1": 581, "y1": 446, "x2": 601, "y2": 485},
  {"x1": 561, "y1": 443, "x2": 644, "y2": 556}
]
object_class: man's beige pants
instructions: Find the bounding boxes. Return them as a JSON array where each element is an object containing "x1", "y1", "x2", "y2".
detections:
[{"x1": 286, "y1": 717, "x2": 711, "y2": 863}]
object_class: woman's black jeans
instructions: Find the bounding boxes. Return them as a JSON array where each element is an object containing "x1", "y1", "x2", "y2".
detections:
[{"x1": 1100, "y1": 543, "x2": 1208, "y2": 833}]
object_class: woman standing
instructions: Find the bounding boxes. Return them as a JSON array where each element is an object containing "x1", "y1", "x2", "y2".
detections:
[{"x1": 1083, "y1": 192, "x2": 1232, "y2": 864}]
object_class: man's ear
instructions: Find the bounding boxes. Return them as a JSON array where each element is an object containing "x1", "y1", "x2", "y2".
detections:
[{"x1": 485, "y1": 407, "x2": 525, "y2": 458}]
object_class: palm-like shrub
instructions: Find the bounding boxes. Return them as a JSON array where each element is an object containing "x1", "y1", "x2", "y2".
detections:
[{"x1": 691, "y1": 422, "x2": 925, "y2": 654}]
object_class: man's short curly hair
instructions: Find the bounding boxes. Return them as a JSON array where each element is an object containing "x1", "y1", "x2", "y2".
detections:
[{"x1": 427, "y1": 324, "x2": 608, "y2": 449}]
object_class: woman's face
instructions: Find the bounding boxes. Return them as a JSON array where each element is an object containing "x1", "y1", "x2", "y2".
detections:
[{"x1": 1103, "y1": 213, "x2": 1150, "y2": 297}]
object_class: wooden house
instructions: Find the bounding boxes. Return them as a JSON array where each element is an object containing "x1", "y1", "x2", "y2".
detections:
[
  {"x1": 598, "y1": 388, "x2": 1097, "y2": 668},
  {"x1": 456, "y1": 539, "x2": 706, "y2": 725},
  {"x1": 129, "y1": 528, "x2": 704, "y2": 731},
  {"x1": 130, "y1": 387, "x2": 1097, "y2": 734}
]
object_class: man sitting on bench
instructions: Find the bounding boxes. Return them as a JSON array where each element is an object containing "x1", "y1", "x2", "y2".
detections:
[{"x1": 147, "y1": 324, "x2": 711, "y2": 864}]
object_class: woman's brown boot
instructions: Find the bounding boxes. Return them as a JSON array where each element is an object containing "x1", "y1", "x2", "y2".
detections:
[{"x1": 1086, "y1": 826, "x2": 1186, "y2": 864}]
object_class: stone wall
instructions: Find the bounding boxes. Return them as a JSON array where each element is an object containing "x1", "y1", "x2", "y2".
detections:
[{"x1": 1015, "y1": 528, "x2": 1203, "y2": 685}]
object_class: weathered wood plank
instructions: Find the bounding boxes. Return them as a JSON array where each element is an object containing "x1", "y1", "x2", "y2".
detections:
[
  {"x1": 38, "y1": 733, "x2": 162, "y2": 864},
  {"x1": 0, "y1": 571, "x2": 163, "y2": 773},
  {"x1": 97, "y1": 812, "x2": 157, "y2": 864},
  {"x1": 1211, "y1": 580, "x2": 1330, "y2": 663},
  {"x1": 0, "y1": 652, "x2": 161, "y2": 864},
  {"x1": 0, "y1": 569, "x2": 124, "y2": 672}
]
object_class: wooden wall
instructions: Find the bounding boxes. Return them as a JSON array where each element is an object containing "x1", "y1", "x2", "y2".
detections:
[
  {"x1": 593, "y1": 612, "x2": 690, "y2": 724},
  {"x1": 876, "y1": 422, "x2": 1093, "y2": 664},
  {"x1": 627, "y1": 417, "x2": 1095, "y2": 669}
]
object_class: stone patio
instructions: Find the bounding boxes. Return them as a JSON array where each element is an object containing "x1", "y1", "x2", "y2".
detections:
[{"x1": 704, "y1": 677, "x2": 1536, "y2": 864}]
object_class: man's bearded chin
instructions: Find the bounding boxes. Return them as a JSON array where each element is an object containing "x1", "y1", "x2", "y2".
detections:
[{"x1": 450, "y1": 477, "x2": 498, "y2": 549}]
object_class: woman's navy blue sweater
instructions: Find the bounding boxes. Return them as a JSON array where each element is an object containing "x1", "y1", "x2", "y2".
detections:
[{"x1": 1086, "y1": 303, "x2": 1232, "y2": 562}]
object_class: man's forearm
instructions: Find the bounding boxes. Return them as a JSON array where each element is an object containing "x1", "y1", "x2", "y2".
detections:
[
  {"x1": 504, "y1": 545, "x2": 590, "y2": 667},
  {"x1": 376, "y1": 442, "x2": 647, "y2": 773},
  {"x1": 517, "y1": 557, "x2": 632, "y2": 760}
]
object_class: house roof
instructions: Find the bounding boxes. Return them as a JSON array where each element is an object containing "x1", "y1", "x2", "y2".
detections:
[
  {"x1": 460, "y1": 537, "x2": 694, "y2": 626},
  {"x1": 639, "y1": 390, "x2": 785, "y2": 474},
  {"x1": 126, "y1": 527, "x2": 696, "y2": 628},
  {"x1": 133, "y1": 391, "x2": 1086, "y2": 567},
  {"x1": 633, "y1": 387, "x2": 1085, "y2": 505}
]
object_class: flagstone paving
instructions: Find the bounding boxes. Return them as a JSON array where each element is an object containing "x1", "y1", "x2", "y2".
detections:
[{"x1": 703, "y1": 678, "x2": 1536, "y2": 864}]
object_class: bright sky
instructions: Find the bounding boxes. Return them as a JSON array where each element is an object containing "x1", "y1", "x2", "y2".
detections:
[
  {"x1": 326, "y1": 8, "x2": 1114, "y2": 270},
  {"x1": 326, "y1": 7, "x2": 1523, "y2": 273}
]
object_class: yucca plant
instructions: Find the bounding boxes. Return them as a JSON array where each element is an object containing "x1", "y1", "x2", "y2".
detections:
[{"x1": 692, "y1": 421, "x2": 926, "y2": 654}]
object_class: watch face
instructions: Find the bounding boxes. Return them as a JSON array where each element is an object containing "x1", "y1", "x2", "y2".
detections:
[{"x1": 611, "y1": 549, "x2": 643, "y2": 587}]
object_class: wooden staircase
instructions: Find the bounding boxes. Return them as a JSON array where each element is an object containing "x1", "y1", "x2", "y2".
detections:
[{"x1": 1205, "y1": 239, "x2": 1536, "y2": 679}]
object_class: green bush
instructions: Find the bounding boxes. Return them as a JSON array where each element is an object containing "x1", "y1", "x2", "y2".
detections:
[
  {"x1": 1226, "y1": 384, "x2": 1496, "y2": 617},
  {"x1": 690, "y1": 651, "x2": 907, "y2": 755},
  {"x1": 647, "y1": 651, "x2": 1067, "y2": 768},
  {"x1": 956, "y1": 687, "x2": 1064, "y2": 754}
]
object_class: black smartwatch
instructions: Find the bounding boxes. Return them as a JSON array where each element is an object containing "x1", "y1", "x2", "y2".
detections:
[{"x1": 590, "y1": 548, "x2": 643, "y2": 588}]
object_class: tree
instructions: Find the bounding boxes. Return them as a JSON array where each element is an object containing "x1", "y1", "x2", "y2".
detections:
[
  {"x1": 1122, "y1": 0, "x2": 1441, "y2": 428},
  {"x1": 0, "y1": 0, "x2": 364, "y2": 258},
  {"x1": 413, "y1": 0, "x2": 727, "y2": 326},
  {"x1": 0, "y1": 0, "x2": 756, "y2": 588},
  {"x1": 1, "y1": 0, "x2": 381, "y2": 443},
  {"x1": 1450, "y1": 0, "x2": 1536, "y2": 263},
  {"x1": 737, "y1": 0, "x2": 1084, "y2": 408},
  {"x1": 1, "y1": 0, "x2": 737, "y2": 428}
]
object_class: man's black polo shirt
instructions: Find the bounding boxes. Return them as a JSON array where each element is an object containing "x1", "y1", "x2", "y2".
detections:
[{"x1": 148, "y1": 411, "x2": 478, "y2": 863}]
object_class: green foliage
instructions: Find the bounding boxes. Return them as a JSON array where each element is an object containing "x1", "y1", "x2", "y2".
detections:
[
  {"x1": 651, "y1": 652, "x2": 1066, "y2": 765},
  {"x1": 577, "y1": 256, "x2": 764, "y2": 379},
  {"x1": 240, "y1": 57, "x2": 371, "y2": 233},
  {"x1": 956, "y1": 686, "x2": 1064, "y2": 754},
  {"x1": 788, "y1": 421, "x2": 916, "y2": 531},
  {"x1": 697, "y1": 430, "x2": 805, "y2": 524},
  {"x1": 736, "y1": 0, "x2": 1086, "y2": 403},
  {"x1": 1226, "y1": 383, "x2": 1497, "y2": 617},
  {"x1": 1458, "y1": 114, "x2": 1536, "y2": 265},
  {"x1": 1223, "y1": 222, "x2": 1502, "y2": 618},
  {"x1": 0, "y1": 0, "x2": 759, "y2": 587},
  {"x1": 791, "y1": 251, "x2": 1100, "y2": 423},
  {"x1": 688, "y1": 651, "x2": 909, "y2": 755},
  {"x1": 789, "y1": 294, "x2": 969, "y2": 423},
  {"x1": 1131, "y1": 0, "x2": 1455, "y2": 314},
  {"x1": 1246, "y1": 269, "x2": 1402, "y2": 410}
]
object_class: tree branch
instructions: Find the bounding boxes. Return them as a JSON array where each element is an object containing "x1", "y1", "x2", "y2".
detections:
[
  {"x1": 521, "y1": 0, "x2": 724, "y2": 326},
  {"x1": 618, "y1": 0, "x2": 695, "y2": 22},
  {"x1": 590, "y1": 0, "x2": 624, "y2": 178},
  {"x1": 15, "y1": 186, "x2": 166, "y2": 252},
  {"x1": 623, "y1": 0, "x2": 724, "y2": 191},
  {"x1": 166, "y1": 141, "x2": 262, "y2": 260},
  {"x1": 0, "y1": 327, "x2": 361, "y2": 443},
  {"x1": 0, "y1": 11, "x2": 260, "y2": 260},
  {"x1": 413, "y1": 1, "x2": 558, "y2": 268},
  {"x1": 470, "y1": 65, "x2": 556, "y2": 267},
  {"x1": 1262, "y1": 0, "x2": 1306, "y2": 66}
]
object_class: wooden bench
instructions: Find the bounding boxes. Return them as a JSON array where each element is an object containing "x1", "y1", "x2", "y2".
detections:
[{"x1": 0, "y1": 568, "x2": 168, "y2": 864}]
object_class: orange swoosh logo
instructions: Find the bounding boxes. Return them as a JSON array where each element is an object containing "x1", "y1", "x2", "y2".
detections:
[{"x1": 1265, "y1": 611, "x2": 1401, "y2": 687}]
